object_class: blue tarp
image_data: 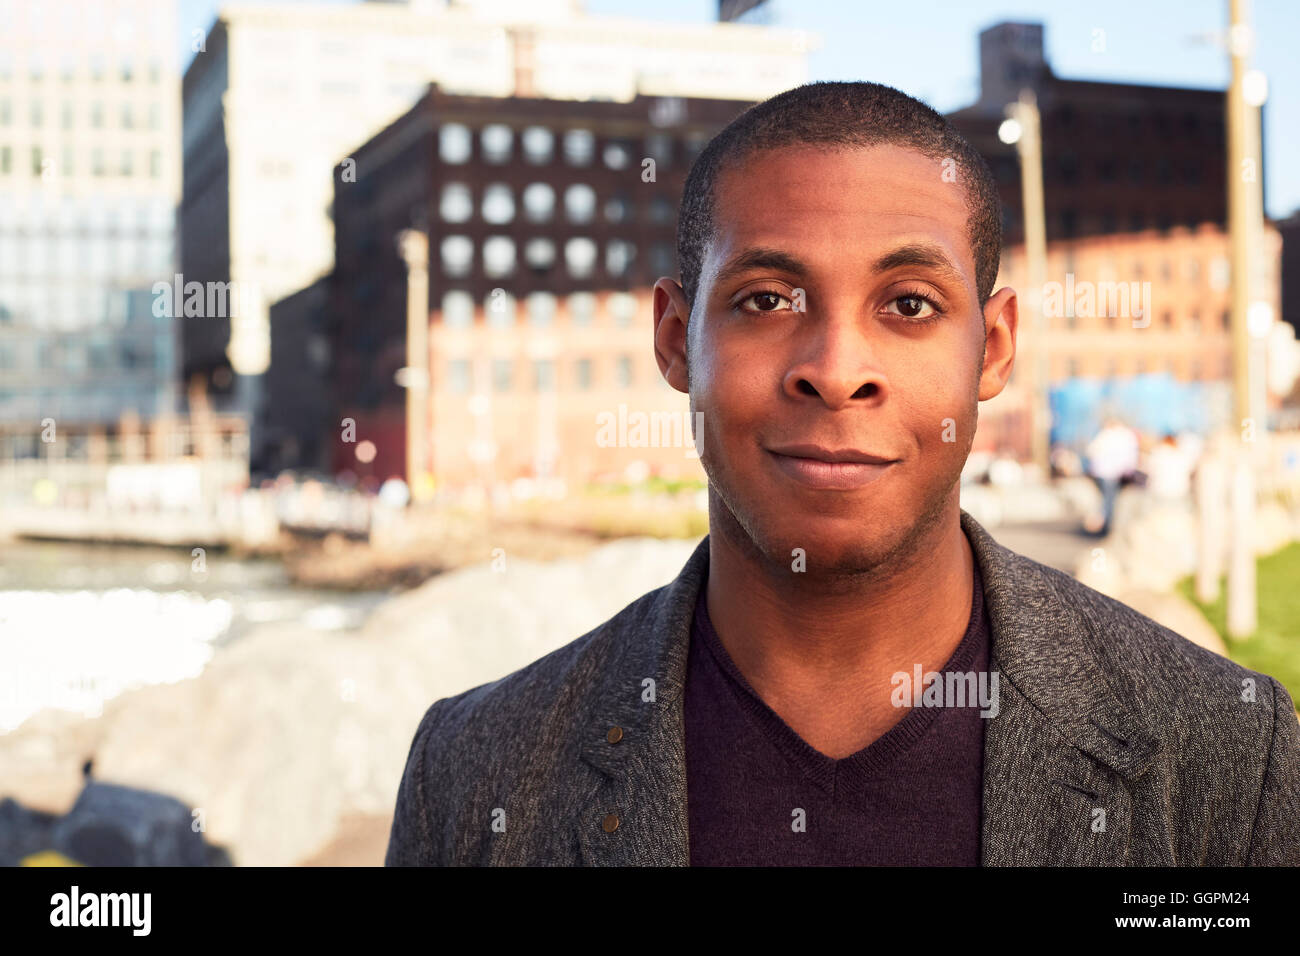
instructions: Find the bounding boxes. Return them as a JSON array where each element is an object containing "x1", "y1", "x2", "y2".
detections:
[{"x1": 1049, "y1": 374, "x2": 1232, "y2": 450}]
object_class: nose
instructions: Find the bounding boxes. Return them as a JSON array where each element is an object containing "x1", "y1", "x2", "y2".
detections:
[{"x1": 781, "y1": 313, "x2": 888, "y2": 410}]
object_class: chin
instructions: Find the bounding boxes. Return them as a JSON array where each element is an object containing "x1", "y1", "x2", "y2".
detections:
[{"x1": 749, "y1": 505, "x2": 912, "y2": 576}]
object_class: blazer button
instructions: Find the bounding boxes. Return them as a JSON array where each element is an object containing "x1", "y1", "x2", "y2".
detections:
[
  {"x1": 606, "y1": 726, "x2": 624, "y2": 744},
  {"x1": 602, "y1": 813, "x2": 620, "y2": 833}
]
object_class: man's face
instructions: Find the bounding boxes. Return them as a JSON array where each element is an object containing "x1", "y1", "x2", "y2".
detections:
[{"x1": 656, "y1": 144, "x2": 1016, "y2": 575}]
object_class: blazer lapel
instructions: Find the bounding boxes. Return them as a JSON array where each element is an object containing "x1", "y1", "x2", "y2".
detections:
[
  {"x1": 962, "y1": 510, "x2": 1172, "y2": 865},
  {"x1": 571, "y1": 536, "x2": 708, "y2": 866}
]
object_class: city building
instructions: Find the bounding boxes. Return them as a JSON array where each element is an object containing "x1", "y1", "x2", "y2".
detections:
[
  {"x1": 0, "y1": 0, "x2": 181, "y2": 435},
  {"x1": 180, "y1": 0, "x2": 814, "y2": 432},
  {"x1": 268, "y1": 86, "x2": 752, "y2": 492},
  {"x1": 948, "y1": 22, "x2": 1236, "y2": 247},
  {"x1": 979, "y1": 222, "x2": 1284, "y2": 459}
]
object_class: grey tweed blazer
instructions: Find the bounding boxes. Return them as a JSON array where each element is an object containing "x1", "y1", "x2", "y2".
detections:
[{"x1": 385, "y1": 509, "x2": 1300, "y2": 866}]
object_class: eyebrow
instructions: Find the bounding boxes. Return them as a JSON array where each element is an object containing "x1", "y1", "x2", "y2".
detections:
[
  {"x1": 713, "y1": 242, "x2": 967, "y2": 289},
  {"x1": 871, "y1": 243, "x2": 967, "y2": 286},
  {"x1": 713, "y1": 247, "x2": 808, "y2": 286}
]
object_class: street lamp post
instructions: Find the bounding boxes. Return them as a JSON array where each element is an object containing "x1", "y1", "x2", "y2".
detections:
[
  {"x1": 397, "y1": 228, "x2": 430, "y2": 503},
  {"x1": 1225, "y1": 0, "x2": 1262, "y2": 637},
  {"x1": 1000, "y1": 89, "x2": 1050, "y2": 475}
]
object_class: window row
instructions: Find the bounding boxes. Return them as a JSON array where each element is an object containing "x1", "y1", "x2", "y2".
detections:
[
  {"x1": 0, "y1": 145, "x2": 163, "y2": 178},
  {"x1": 438, "y1": 235, "x2": 674, "y2": 280},
  {"x1": 438, "y1": 122, "x2": 701, "y2": 168},
  {"x1": 443, "y1": 355, "x2": 642, "y2": 393},
  {"x1": 440, "y1": 181, "x2": 674, "y2": 226},
  {"x1": 0, "y1": 99, "x2": 165, "y2": 130},
  {"x1": 439, "y1": 290, "x2": 641, "y2": 329}
]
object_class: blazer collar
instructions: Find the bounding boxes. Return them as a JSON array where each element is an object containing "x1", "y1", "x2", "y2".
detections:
[{"x1": 571, "y1": 510, "x2": 1167, "y2": 866}]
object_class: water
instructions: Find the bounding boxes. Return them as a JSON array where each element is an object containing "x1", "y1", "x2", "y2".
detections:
[{"x1": 0, "y1": 539, "x2": 389, "y2": 733}]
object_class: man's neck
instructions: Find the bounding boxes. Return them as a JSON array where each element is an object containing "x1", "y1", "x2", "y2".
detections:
[{"x1": 703, "y1": 495, "x2": 976, "y2": 759}]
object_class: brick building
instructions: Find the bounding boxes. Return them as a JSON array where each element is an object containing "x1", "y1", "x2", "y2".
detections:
[
  {"x1": 947, "y1": 22, "x2": 1236, "y2": 246},
  {"x1": 289, "y1": 87, "x2": 750, "y2": 492}
]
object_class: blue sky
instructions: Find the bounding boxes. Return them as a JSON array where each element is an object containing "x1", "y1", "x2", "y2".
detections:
[{"x1": 177, "y1": 0, "x2": 1300, "y2": 219}]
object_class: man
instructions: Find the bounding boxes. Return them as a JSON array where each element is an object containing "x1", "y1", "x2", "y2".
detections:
[
  {"x1": 1085, "y1": 414, "x2": 1141, "y2": 535},
  {"x1": 385, "y1": 82, "x2": 1300, "y2": 866}
]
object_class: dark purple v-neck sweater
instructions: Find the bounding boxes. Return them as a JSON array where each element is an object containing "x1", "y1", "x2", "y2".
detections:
[{"x1": 684, "y1": 564, "x2": 992, "y2": 866}]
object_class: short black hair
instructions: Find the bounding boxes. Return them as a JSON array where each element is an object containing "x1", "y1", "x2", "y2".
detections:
[{"x1": 676, "y1": 81, "x2": 1002, "y2": 311}]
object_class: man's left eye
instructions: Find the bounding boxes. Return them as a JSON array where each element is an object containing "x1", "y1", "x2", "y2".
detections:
[
  {"x1": 740, "y1": 291, "x2": 792, "y2": 312},
  {"x1": 885, "y1": 295, "x2": 939, "y2": 320}
]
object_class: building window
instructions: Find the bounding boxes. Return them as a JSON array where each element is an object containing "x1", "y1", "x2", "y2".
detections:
[
  {"x1": 1188, "y1": 310, "x2": 1201, "y2": 332},
  {"x1": 440, "y1": 183, "x2": 473, "y2": 223},
  {"x1": 527, "y1": 292, "x2": 557, "y2": 327},
  {"x1": 524, "y1": 238, "x2": 556, "y2": 272},
  {"x1": 149, "y1": 150, "x2": 161, "y2": 178},
  {"x1": 603, "y1": 139, "x2": 632, "y2": 170},
  {"x1": 30, "y1": 100, "x2": 43, "y2": 127},
  {"x1": 533, "y1": 359, "x2": 555, "y2": 391},
  {"x1": 569, "y1": 292, "x2": 596, "y2": 327},
  {"x1": 439, "y1": 123, "x2": 472, "y2": 164},
  {"x1": 121, "y1": 103, "x2": 133, "y2": 129},
  {"x1": 62, "y1": 146, "x2": 73, "y2": 176},
  {"x1": 92, "y1": 147, "x2": 105, "y2": 176},
  {"x1": 576, "y1": 357, "x2": 593, "y2": 390},
  {"x1": 522, "y1": 182, "x2": 555, "y2": 222},
  {"x1": 565, "y1": 238, "x2": 597, "y2": 279},
  {"x1": 684, "y1": 132, "x2": 709, "y2": 160},
  {"x1": 148, "y1": 102, "x2": 161, "y2": 130},
  {"x1": 649, "y1": 196, "x2": 674, "y2": 224},
  {"x1": 91, "y1": 101, "x2": 103, "y2": 127},
  {"x1": 521, "y1": 126, "x2": 553, "y2": 164},
  {"x1": 447, "y1": 359, "x2": 471, "y2": 394},
  {"x1": 0, "y1": 99, "x2": 9, "y2": 125},
  {"x1": 482, "y1": 236, "x2": 515, "y2": 278},
  {"x1": 646, "y1": 133, "x2": 672, "y2": 166},
  {"x1": 120, "y1": 149, "x2": 133, "y2": 176},
  {"x1": 616, "y1": 355, "x2": 633, "y2": 387},
  {"x1": 481, "y1": 183, "x2": 515, "y2": 224},
  {"x1": 492, "y1": 359, "x2": 513, "y2": 392},
  {"x1": 1221, "y1": 309, "x2": 1230, "y2": 330},
  {"x1": 442, "y1": 290, "x2": 474, "y2": 328},
  {"x1": 649, "y1": 242, "x2": 674, "y2": 277},
  {"x1": 486, "y1": 290, "x2": 517, "y2": 328},
  {"x1": 563, "y1": 128, "x2": 594, "y2": 165},
  {"x1": 481, "y1": 124, "x2": 512, "y2": 164},
  {"x1": 1, "y1": 146, "x2": 11, "y2": 175},
  {"x1": 609, "y1": 292, "x2": 638, "y2": 328},
  {"x1": 604, "y1": 193, "x2": 631, "y2": 224},
  {"x1": 606, "y1": 239, "x2": 636, "y2": 277},
  {"x1": 441, "y1": 235, "x2": 474, "y2": 277},
  {"x1": 564, "y1": 184, "x2": 596, "y2": 223}
]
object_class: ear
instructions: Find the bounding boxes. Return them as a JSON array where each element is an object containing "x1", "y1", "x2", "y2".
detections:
[
  {"x1": 653, "y1": 277, "x2": 691, "y2": 394},
  {"x1": 978, "y1": 286, "x2": 1018, "y2": 401}
]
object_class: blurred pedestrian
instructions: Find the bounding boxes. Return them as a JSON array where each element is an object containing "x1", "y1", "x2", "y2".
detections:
[
  {"x1": 1085, "y1": 415, "x2": 1140, "y2": 535},
  {"x1": 1146, "y1": 432, "x2": 1195, "y2": 503}
]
